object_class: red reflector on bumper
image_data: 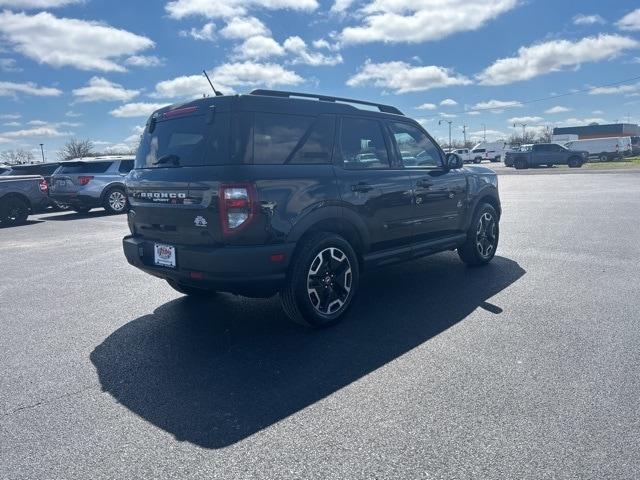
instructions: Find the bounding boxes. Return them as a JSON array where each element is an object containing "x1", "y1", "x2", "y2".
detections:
[
  {"x1": 270, "y1": 253, "x2": 285, "y2": 263},
  {"x1": 189, "y1": 271, "x2": 204, "y2": 279}
]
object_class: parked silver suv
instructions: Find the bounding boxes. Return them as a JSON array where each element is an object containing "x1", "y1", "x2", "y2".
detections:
[{"x1": 50, "y1": 156, "x2": 134, "y2": 214}]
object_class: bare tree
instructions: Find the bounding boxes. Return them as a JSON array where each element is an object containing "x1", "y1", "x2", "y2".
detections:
[
  {"x1": 507, "y1": 130, "x2": 537, "y2": 147},
  {"x1": 536, "y1": 126, "x2": 553, "y2": 143},
  {"x1": 58, "y1": 138, "x2": 94, "y2": 160},
  {"x1": 0, "y1": 148, "x2": 35, "y2": 165}
]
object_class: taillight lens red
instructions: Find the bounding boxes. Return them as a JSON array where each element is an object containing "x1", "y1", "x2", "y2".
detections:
[
  {"x1": 38, "y1": 179, "x2": 48, "y2": 193},
  {"x1": 78, "y1": 176, "x2": 94, "y2": 185},
  {"x1": 219, "y1": 184, "x2": 255, "y2": 234}
]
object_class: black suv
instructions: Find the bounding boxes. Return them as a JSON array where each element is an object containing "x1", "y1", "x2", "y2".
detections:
[{"x1": 123, "y1": 90, "x2": 501, "y2": 327}]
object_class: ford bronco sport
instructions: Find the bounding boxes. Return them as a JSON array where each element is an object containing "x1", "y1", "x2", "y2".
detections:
[{"x1": 123, "y1": 90, "x2": 501, "y2": 327}]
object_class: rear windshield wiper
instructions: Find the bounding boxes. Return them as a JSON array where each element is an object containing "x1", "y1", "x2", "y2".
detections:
[{"x1": 152, "y1": 154, "x2": 180, "y2": 166}]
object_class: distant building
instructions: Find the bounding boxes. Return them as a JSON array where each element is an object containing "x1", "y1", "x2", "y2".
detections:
[{"x1": 553, "y1": 123, "x2": 640, "y2": 140}]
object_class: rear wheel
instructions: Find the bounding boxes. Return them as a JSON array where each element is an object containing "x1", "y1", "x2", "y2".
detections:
[
  {"x1": 166, "y1": 279, "x2": 217, "y2": 297},
  {"x1": 280, "y1": 232, "x2": 359, "y2": 328},
  {"x1": 473, "y1": 157, "x2": 482, "y2": 164},
  {"x1": 103, "y1": 187, "x2": 127, "y2": 214},
  {"x1": 598, "y1": 153, "x2": 607, "y2": 162},
  {"x1": 1, "y1": 196, "x2": 29, "y2": 226},
  {"x1": 458, "y1": 203, "x2": 499, "y2": 266}
]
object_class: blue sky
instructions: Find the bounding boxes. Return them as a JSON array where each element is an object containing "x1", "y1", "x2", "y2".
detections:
[{"x1": 1, "y1": 0, "x2": 639, "y2": 159}]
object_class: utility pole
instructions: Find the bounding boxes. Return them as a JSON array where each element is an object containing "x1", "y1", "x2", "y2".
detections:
[
  {"x1": 481, "y1": 123, "x2": 486, "y2": 142},
  {"x1": 462, "y1": 124, "x2": 468, "y2": 147},
  {"x1": 439, "y1": 119, "x2": 453, "y2": 150},
  {"x1": 39, "y1": 143, "x2": 45, "y2": 163}
]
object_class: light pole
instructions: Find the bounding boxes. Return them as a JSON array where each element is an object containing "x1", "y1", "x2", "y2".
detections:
[
  {"x1": 39, "y1": 143, "x2": 45, "y2": 163},
  {"x1": 481, "y1": 123, "x2": 486, "y2": 142},
  {"x1": 513, "y1": 123, "x2": 527, "y2": 143},
  {"x1": 439, "y1": 119, "x2": 453, "y2": 150},
  {"x1": 462, "y1": 124, "x2": 468, "y2": 147}
]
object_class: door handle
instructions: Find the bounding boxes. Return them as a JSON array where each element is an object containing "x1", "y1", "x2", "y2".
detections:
[
  {"x1": 351, "y1": 182, "x2": 373, "y2": 193},
  {"x1": 416, "y1": 179, "x2": 433, "y2": 188}
]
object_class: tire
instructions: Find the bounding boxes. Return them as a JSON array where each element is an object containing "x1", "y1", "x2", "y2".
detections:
[
  {"x1": 458, "y1": 203, "x2": 499, "y2": 267},
  {"x1": 598, "y1": 154, "x2": 607, "y2": 162},
  {"x1": 1, "y1": 196, "x2": 29, "y2": 226},
  {"x1": 514, "y1": 158, "x2": 528, "y2": 170},
  {"x1": 103, "y1": 187, "x2": 127, "y2": 214},
  {"x1": 491, "y1": 156, "x2": 500, "y2": 163},
  {"x1": 280, "y1": 232, "x2": 359, "y2": 328},
  {"x1": 166, "y1": 279, "x2": 217, "y2": 297},
  {"x1": 73, "y1": 207, "x2": 91, "y2": 214},
  {"x1": 473, "y1": 157, "x2": 482, "y2": 164},
  {"x1": 567, "y1": 156, "x2": 583, "y2": 168}
]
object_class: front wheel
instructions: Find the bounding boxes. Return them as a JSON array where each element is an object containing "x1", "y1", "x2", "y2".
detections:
[
  {"x1": 280, "y1": 232, "x2": 359, "y2": 328},
  {"x1": 458, "y1": 204, "x2": 499, "y2": 266},
  {"x1": 1, "y1": 196, "x2": 29, "y2": 226},
  {"x1": 514, "y1": 158, "x2": 528, "y2": 170},
  {"x1": 473, "y1": 157, "x2": 482, "y2": 164},
  {"x1": 568, "y1": 157, "x2": 583, "y2": 168}
]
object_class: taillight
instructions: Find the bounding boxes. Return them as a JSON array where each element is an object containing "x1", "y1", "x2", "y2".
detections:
[
  {"x1": 39, "y1": 178, "x2": 48, "y2": 193},
  {"x1": 78, "y1": 176, "x2": 94, "y2": 185},
  {"x1": 219, "y1": 184, "x2": 256, "y2": 234}
]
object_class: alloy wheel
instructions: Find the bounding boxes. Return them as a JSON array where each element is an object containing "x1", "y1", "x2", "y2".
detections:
[
  {"x1": 108, "y1": 191, "x2": 126, "y2": 212},
  {"x1": 306, "y1": 247, "x2": 352, "y2": 315},
  {"x1": 476, "y1": 212, "x2": 497, "y2": 258}
]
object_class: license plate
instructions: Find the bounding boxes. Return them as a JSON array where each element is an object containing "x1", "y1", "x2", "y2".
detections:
[{"x1": 154, "y1": 243, "x2": 176, "y2": 268}]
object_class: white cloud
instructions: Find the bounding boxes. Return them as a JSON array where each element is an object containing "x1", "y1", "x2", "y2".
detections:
[
  {"x1": 312, "y1": 38, "x2": 341, "y2": 51},
  {"x1": 416, "y1": 103, "x2": 436, "y2": 110},
  {"x1": 125, "y1": 55, "x2": 165, "y2": 67},
  {"x1": 0, "y1": 58, "x2": 22, "y2": 72},
  {"x1": 561, "y1": 117, "x2": 606, "y2": 125},
  {"x1": 592, "y1": 110, "x2": 604, "y2": 115},
  {"x1": 340, "y1": 0, "x2": 517, "y2": 44},
  {"x1": 508, "y1": 116, "x2": 543, "y2": 124},
  {"x1": 617, "y1": 9, "x2": 640, "y2": 31},
  {"x1": 347, "y1": 60, "x2": 471, "y2": 93},
  {"x1": 472, "y1": 99, "x2": 522, "y2": 110},
  {"x1": 469, "y1": 129, "x2": 505, "y2": 139},
  {"x1": 0, "y1": 126, "x2": 71, "y2": 138},
  {"x1": 151, "y1": 62, "x2": 304, "y2": 99},
  {"x1": 439, "y1": 113, "x2": 457, "y2": 118},
  {"x1": 233, "y1": 35, "x2": 285, "y2": 60},
  {"x1": 477, "y1": 34, "x2": 639, "y2": 85},
  {"x1": 3, "y1": 121, "x2": 21, "y2": 127},
  {"x1": 220, "y1": 17, "x2": 269, "y2": 39},
  {"x1": 65, "y1": 111, "x2": 82, "y2": 117},
  {"x1": 0, "y1": 81, "x2": 62, "y2": 97},
  {"x1": 467, "y1": 111, "x2": 480, "y2": 115},
  {"x1": 330, "y1": 0, "x2": 354, "y2": 13},
  {"x1": 110, "y1": 103, "x2": 168, "y2": 118},
  {"x1": 588, "y1": 82, "x2": 640, "y2": 95},
  {"x1": 166, "y1": 0, "x2": 318, "y2": 19},
  {"x1": 572, "y1": 14, "x2": 605, "y2": 26},
  {"x1": 283, "y1": 36, "x2": 343, "y2": 66},
  {"x1": 0, "y1": 113, "x2": 21, "y2": 120},
  {"x1": 440, "y1": 98, "x2": 458, "y2": 106},
  {"x1": 72, "y1": 77, "x2": 140, "y2": 103},
  {"x1": 180, "y1": 22, "x2": 216, "y2": 41},
  {"x1": 0, "y1": 0, "x2": 81, "y2": 6},
  {"x1": 545, "y1": 105, "x2": 570, "y2": 114},
  {"x1": 0, "y1": 11, "x2": 154, "y2": 72}
]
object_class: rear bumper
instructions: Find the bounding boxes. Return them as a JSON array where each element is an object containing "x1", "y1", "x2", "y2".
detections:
[
  {"x1": 50, "y1": 192, "x2": 101, "y2": 209},
  {"x1": 122, "y1": 235, "x2": 296, "y2": 296}
]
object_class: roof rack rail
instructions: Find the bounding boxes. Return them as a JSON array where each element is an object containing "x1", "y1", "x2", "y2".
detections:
[{"x1": 249, "y1": 89, "x2": 404, "y2": 116}]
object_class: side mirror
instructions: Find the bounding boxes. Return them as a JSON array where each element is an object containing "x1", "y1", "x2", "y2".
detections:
[{"x1": 445, "y1": 153, "x2": 463, "y2": 169}]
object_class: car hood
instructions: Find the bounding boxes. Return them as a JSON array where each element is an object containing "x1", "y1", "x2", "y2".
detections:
[{"x1": 462, "y1": 165, "x2": 496, "y2": 175}]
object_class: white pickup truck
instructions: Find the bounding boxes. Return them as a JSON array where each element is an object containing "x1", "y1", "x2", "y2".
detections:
[{"x1": 445, "y1": 148, "x2": 475, "y2": 163}]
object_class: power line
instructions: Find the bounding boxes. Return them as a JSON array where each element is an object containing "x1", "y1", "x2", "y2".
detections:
[{"x1": 422, "y1": 74, "x2": 640, "y2": 118}]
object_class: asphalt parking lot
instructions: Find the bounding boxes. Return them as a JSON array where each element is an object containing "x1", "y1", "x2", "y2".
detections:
[{"x1": 2, "y1": 169, "x2": 640, "y2": 479}]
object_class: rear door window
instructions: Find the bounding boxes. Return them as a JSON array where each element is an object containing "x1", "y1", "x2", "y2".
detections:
[
  {"x1": 136, "y1": 112, "x2": 230, "y2": 168},
  {"x1": 339, "y1": 117, "x2": 390, "y2": 169},
  {"x1": 57, "y1": 162, "x2": 112, "y2": 174},
  {"x1": 253, "y1": 113, "x2": 314, "y2": 164},
  {"x1": 118, "y1": 160, "x2": 134, "y2": 173}
]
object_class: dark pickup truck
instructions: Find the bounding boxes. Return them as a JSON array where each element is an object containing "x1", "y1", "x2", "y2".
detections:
[
  {"x1": 0, "y1": 175, "x2": 50, "y2": 226},
  {"x1": 505, "y1": 143, "x2": 589, "y2": 169}
]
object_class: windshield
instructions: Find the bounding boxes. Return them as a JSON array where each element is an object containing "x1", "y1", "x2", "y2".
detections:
[{"x1": 136, "y1": 112, "x2": 230, "y2": 168}]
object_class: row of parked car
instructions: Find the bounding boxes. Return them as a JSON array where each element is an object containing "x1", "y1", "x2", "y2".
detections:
[{"x1": 0, "y1": 155, "x2": 133, "y2": 226}]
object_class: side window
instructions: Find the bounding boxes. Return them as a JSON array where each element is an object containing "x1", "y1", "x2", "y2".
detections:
[
  {"x1": 288, "y1": 115, "x2": 335, "y2": 164},
  {"x1": 339, "y1": 117, "x2": 390, "y2": 169},
  {"x1": 118, "y1": 160, "x2": 134, "y2": 173},
  {"x1": 388, "y1": 122, "x2": 442, "y2": 168},
  {"x1": 253, "y1": 113, "x2": 314, "y2": 164}
]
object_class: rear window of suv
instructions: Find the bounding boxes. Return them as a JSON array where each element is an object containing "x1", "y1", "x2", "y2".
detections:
[
  {"x1": 57, "y1": 161, "x2": 112, "y2": 174},
  {"x1": 136, "y1": 112, "x2": 230, "y2": 168}
]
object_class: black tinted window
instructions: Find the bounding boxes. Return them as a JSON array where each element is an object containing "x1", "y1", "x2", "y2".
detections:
[
  {"x1": 9, "y1": 164, "x2": 59, "y2": 176},
  {"x1": 118, "y1": 160, "x2": 134, "y2": 173},
  {"x1": 57, "y1": 161, "x2": 112, "y2": 174},
  {"x1": 253, "y1": 113, "x2": 314, "y2": 164},
  {"x1": 340, "y1": 117, "x2": 389, "y2": 169},
  {"x1": 534, "y1": 144, "x2": 551, "y2": 152},
  {"x1": 473, "y1": 149, "x2": 485, "y2": 153},
  {"x1": 136, "y1": 112, "x2": 230, "y2": 168},
  {"x1": 389, "y1": 122, "x2": 442, "y2": 168},
  {"x1": 289, "y1": 116, "x2": 335, "y2": 164}
]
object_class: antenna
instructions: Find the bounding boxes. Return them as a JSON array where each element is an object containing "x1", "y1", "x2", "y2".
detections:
[{"x1": 202, "y1": 70, "x2": 223, "y2": 96}]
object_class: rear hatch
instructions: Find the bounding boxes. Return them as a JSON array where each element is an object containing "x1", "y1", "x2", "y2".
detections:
[
  {"x1": 127, "y1": 99, "x2": 240, "y2": 247},
  {"x1": 51, "y1": 161, "x2": 112, "y2": 192}
]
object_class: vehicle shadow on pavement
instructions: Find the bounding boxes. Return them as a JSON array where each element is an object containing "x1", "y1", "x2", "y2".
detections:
[
  {"x1": 41, "y1": 210, "x2": 114, "y2": 221},
  {"x1": 0, "y1": 219, "x2": 44, "y2": 228},
  {"x1": 91, "y1": 253, "x2": 525, "y2": 449}
]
